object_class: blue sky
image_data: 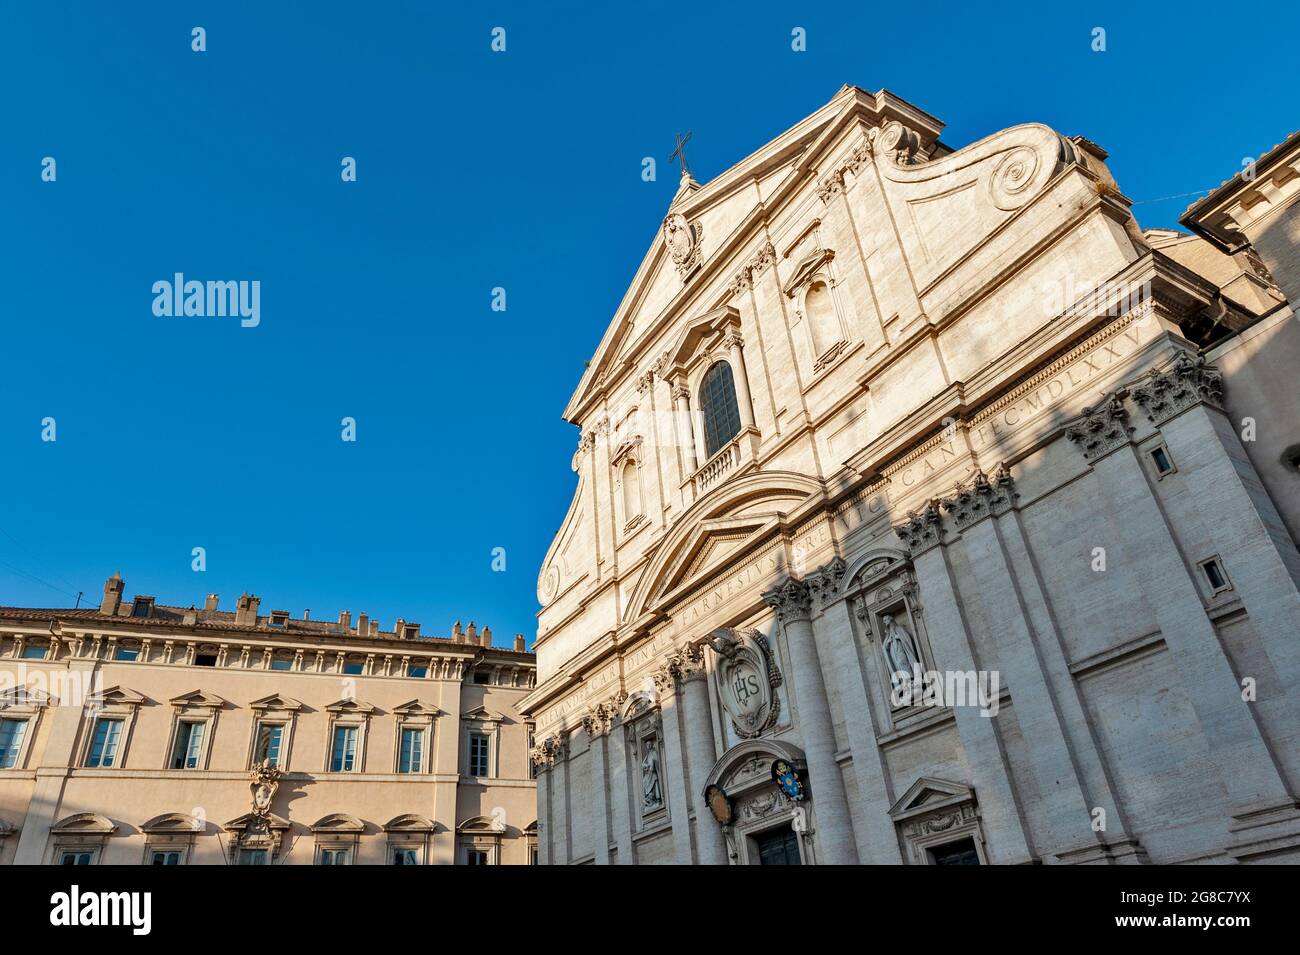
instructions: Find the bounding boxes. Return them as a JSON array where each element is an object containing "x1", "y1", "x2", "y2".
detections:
[{"x1": 2, "y1": 2, "x2": 1297, "y2": 646}]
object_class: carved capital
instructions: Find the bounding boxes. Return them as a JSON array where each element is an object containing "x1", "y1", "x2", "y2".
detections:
[
  {"x1": 893, "y1": 499, "x2": 945, "y2": 556},
  {"x1": 1065, "y1": 395, "x2": 1133, "y2": 461},
  {"x1": 806, "y1": 557, "x2": 847, "y2": 610},
  {"x1": 762, "y1": 576, "x2": 813, "y2": 622},
  {"x1": 1130, "y1": 353, "x2": 1224, "y2": 425},
  {"x1": 941, "y1": 464, "x2": 1019, "y2": 529}
]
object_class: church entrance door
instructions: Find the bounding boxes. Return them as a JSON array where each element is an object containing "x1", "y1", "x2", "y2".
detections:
[{"x1": 753, "y1": 824, "x2": 801, "y2": 865}]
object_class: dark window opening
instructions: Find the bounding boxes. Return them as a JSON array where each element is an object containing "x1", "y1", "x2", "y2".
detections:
[
  {"x1": 699, "y1": 361, "x2": 743, "y2": 460},
  {"x1": 930, "y1": 836, "x2": 981, "y2": 865}
]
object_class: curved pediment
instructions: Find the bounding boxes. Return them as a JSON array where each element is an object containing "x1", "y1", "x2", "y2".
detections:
[
  {"x1": 625, "y1": 471, "x2": 824, "y2": 622},
  {"x1": 142, "y1": 812, "x2": 204, "y2": 834},
  {"x1": 52, "y1": 812, "x2": 118, "y2": 835},
  {"x1": 311, "y1": 813, "x2": 366, "y2": 834}
]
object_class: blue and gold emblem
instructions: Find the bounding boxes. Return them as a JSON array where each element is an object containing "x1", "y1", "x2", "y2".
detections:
[{"x1": 771, "y1": 759, "x2": 804, "y2": 801}]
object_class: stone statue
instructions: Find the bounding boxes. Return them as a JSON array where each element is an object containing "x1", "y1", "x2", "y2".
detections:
[
  {"x1": 641, "y1": 738, "x2": 663, "y2": 811},
  {"x1": 881, "y1": 613, "x2": 922, "y2": 693}
]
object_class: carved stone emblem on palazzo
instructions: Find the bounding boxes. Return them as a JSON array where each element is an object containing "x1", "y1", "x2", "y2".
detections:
[
  {"x1": 250, "y1": 759, "x2": 283, "y2": 821},
  {"x1": 708, "y1": 627, "x2": 782, "y2": 739}
]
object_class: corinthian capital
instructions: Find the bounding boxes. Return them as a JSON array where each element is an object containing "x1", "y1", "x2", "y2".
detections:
[
  {"x1": 1130, "y1": 352, "x2": 1224, "y2": 424},
  {"x1": 1065, "y1": 395, "x2": 1133, "y2": 461},
  {"x1": 893, "y1": 498, "x2": 945, "y2": 556},
  {"x1": 763, "y1": 576, "x2": 813, "y2": 621},
  {"x1": 806, "y1": 557, "x2": 847, "y2": 610}
]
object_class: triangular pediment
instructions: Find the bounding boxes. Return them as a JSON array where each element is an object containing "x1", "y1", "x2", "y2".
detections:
[
  {"x1": 655, "y1": 516, "x2": 773, "y2": 602},
  {"x1": 0, "y1": 685, "x2": 52, "y2": 708},
  {"x1": 169, "y1": 689, "x2": 226, "y2": 709},
  {"x1": 325, "y1": 698, "x2": 376, "y2": 715},
  {"x1": 91, "y1": 685, "x2": 146, "y2": 707},
  {"x1": 249, "y1": 693, "x2": 304, "y2": 712},
  {"x1": 562, "y1": 87, "x2": 893, "y2": 424},
  {"x1": 393, "y1": 699, "x2": 442, "y2": 717},
  {"x1": 889, "y1": 777, "x2": 975, "y2": 821},
  {"x1": 463, "y1": 704, "x2": 503, "y2": 722}
]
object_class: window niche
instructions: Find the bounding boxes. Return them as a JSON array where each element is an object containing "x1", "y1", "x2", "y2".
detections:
[
  {"x1": 784, "y1": 247, "x2": 850, "y2": 375},
  {"x1": 849, "y1": 557, "x2": 937, "y2": 723},
  {"x1": 611, "y1": 421, "x2": 647, "y2": 534}
]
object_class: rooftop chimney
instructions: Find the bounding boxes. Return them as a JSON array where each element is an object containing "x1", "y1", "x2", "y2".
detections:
[
  {"x1": 467, "y1": 622, "x2": 478, "y2": 643},
  {"x1": 204, "y1": 594, "x2": 219, "y2": 613},
  {"x1": 368, "y1": 618, "x2": 379, "y2": 636},
  {"x1": 339, "y1": 610, "x2": 352, "y2": 631},
  {"x1": 356, "y1": 612, "x2": 368, "y2": 636},
  {"x1": 303, "y1": 609, "x2": 311, "y2": 621},
  {"x1": 100, "y1": 571, "x2": 124, "y2": 616},
  {"x1": 395, "y1": 618, "x2": 406, "y2": 640},
  {"x1": 514, "y1": 634, "x2": 526, "y2": 652},
  {"x1": 452, "y1": 620, "x2": 463, "y2": 643},
  {"x1": 235, "y1": 594, "x2": 261, "y2": 627},
  {"x1": 481, "y1": 625, "x2": 492, "y2": 647},
  {"x1": 183, "y1": 605, "x2": 198, "y2": 626}
]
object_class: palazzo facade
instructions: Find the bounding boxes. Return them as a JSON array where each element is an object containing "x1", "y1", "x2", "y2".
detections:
[
  {"x1": 520, "y1": 87, "x2": 1300, "y2": 864},
  {"x1": 0, "y1": 574, "x2": 537, "y2": 865}
]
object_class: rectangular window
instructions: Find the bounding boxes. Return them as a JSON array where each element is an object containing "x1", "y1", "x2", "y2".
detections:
[
  {"x1": 21, "y1": 644, "x2": 47, "y2": 660},
  {"x1": 0, "y1": 718, "x2": 29, "y2": 769},
  {"x1": 269, "y1": 657, "x2": 292, "y2": 671},
  {"x1": 113, "y1": 647, "x2": 139, "y2": 661},
  {"x1": 194, "y1": 653, "x2": 218, "y2": 667},
  {"x1": 1149, "y1": 445, "x2": 1175, "y2": 476},
  {"x1": 407, "y1": 663, "x2": 427, "y2": 678},
  {"x1": 150, "y1": 850, "x2": 182, "y2": 865},
  {"x1": 473, "y1": 671, "x2": 491, "y2": 685},
  {"x1": 468, "y1": 732, "x2": 490, "y2": 777},
  {"x1": 343, "y1": 661, "x2": 364, "y2": 675},
  {"x1": 255, "y1": 723, "x2": 284, "y2": 767},
  {"x1": 1200, "y1": 556, "x2": 1231, "y2": 593},
  {"x1": 318, "y1": 847, "x2": 350, "y2": 865},
  {"x1": 171, "y1": 721, "x2": 206, "y2": 769},
  {"x1": 398, "y1": 727, "x2": 424, "y2": 774},
  {"x1": 391, "y1": 848, "x2": 420, "y2": 865},
  {"x1": 330, "y1": 725, "x2": 358, "y2": 772},
  {"x1": 238, "y1": 849, "x2": 268, "y2": 866},
  {"x1": 465, "y1": 849, "x2": 489, "y2": 866},
  {"x1": 86, "y1": 717, "x2": 124, "y2": 767},
  {"x1": 60, "y1": 851, "x2": 95, "y2": 865}
]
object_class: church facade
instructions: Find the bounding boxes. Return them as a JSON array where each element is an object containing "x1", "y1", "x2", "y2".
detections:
[{"x1": 520, "y1": 87, "x2": 1300, "y2": 864}]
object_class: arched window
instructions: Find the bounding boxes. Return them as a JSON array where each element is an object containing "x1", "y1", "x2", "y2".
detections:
[
  {"x1": 622, "y1": 458, "x2": 642, "y2": 522},
  {"x1": 699, "y1": 361, "x2": 742, "y2": 459},
  {"x1": 804, "y1": 279, "x2": 840, "y2": 356}
]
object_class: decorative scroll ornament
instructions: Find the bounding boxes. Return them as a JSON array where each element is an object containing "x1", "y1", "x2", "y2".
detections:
[
  {"x1": 1065, "y1": 394, "x2": 1133, "y2": 461},
  {"x1": 250, "y1": 759, "x2": 283, "y2": 821},
  {"x1": 874, "y1": 121, "x2": 922, "y2": 166},
  {"x1": 708, "y1": 627, "x2": 782, "y2": 739},
  {"x1": 1130, "y1": 353, "x2": 1224, "y2": 425},
  {"x1": 663, "y1": 212, "x2": 703, "y2": 279}
]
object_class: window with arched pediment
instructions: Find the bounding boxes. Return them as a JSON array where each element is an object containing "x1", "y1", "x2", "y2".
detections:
[{"x1": 699, "y1": 361, "x2": 742, "y2": 459}]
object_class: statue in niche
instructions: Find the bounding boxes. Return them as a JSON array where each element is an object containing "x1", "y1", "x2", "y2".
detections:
[
  {"x1": 641, "y1": 736, "x2": 664, "y2": 812},
  {"x1": 881, "y1": 613, "x2": 922, "y2": 694}
]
